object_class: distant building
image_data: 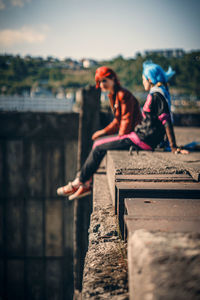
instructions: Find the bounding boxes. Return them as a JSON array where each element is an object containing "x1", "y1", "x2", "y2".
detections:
[
  {"x1": 82, "y1": 59, "x2": 97, "y2": 69},
  {"x1": 30, "y1": 87, "x2": 53, "y2": 98},
  {"x1": 56, "y1": 87, "x2": 65, "y2": 99},
  {"x1": 144, "y1": 49, "x2": 185, "y2": 58},
  {"x1": 66, "y1": 91, "x2": 75, "y2": 102}
]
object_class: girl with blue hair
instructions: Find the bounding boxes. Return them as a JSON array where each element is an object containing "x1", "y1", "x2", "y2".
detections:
[
  {"x1": 132, "y1": 61, "x2": 188, "y2": 154},
  {"x1": 142, "y1": 60, "x2": 175, "y2": 111}
]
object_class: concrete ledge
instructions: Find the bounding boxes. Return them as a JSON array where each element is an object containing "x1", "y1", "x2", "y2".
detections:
[
  {"x1": 106, "y1": 150, "x2": 200, "y2": 182},
  {"x1": 106, "y1": 150, "x2": 200, "y2": 238},
  {"x1": 81, "y1": 173, "x2": 129, "y2": 299},
  {"x1": 106, "y1": 148, "x2": 200, "y2": 299},
  {"x1": 128, "y1": 229, "x2": 200, "y2": 300},
  {"x1": 124, "y1": 198, "x2": 200, "y2": 233}
]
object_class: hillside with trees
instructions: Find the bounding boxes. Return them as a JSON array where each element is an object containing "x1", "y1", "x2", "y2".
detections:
[{"x1": 0, "y1": 51, "x2": 199, "y2": 97}]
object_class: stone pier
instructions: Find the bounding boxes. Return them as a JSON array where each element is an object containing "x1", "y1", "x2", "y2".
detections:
[{"x1": 81, "y1": 127, "x2": 200, "y2": 300}]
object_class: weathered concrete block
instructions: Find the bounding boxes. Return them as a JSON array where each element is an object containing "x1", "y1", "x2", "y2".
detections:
[
  {"x1": 81, "y1": 174, "x2": 128, "y2": 299},
  {"x1": 6, "y1": 140, "x2": 24, "y2": 197},
  {"x1": 0, "y1": 203, "x2": 3, "y2": 257},
  {"x1": 25, "y1": 142, "x2": 44, "y2": 197},
  {"x1": 26, "y1": 259, "x2": 44, "y2": 300},
  {"x1": 26, "y1": 200, "x2": 43, "y2": 256},
  {"x1": 6, "y1": 260, "x2": 24, "y2": 299},
  {"x1": 0, "y1": 112, "x2": 79, "y2": 140},
  {"x1": 64, "y1": 140, "x2": 78, "y2": 182},
  {"x1": 6, "y1": 198, "x2": 24, "y2": 256},
  {"x1": 0, "y1": 260, "x2": 4, "y2": 297},
  {"x1": 62, "y1": 257, "x2": 74, "y2": 300},
  {"x1": 0, "y1": 142, "x2": 4, "y2": 197},
  {"x1": 63, "y1": 201, "x2": 74, "y2": 299},
  {"x1": 45, "y1": 142, "x2": 64, "y2": 198},
  {"x1": 128, "y1": 229, "x2": 200, "y2": 300},
  {"x1": 46, "y1": 259, "x2": 63, "y2": 300},
  {"x1": 73, "y1": 195, "x2": 92, "y2": 292},
  {"x1": 106, "y1": 151, "x2": 117, "y2": 209},
  {"x1": 0, "y1": 112, "x2": 80, "y2": 299},
  {"x1": 64, "y1": 200, "x2": 74, "y2": 252},
  {"x1": 45, "y1": 200, "x2": 63, "y2": 257}
]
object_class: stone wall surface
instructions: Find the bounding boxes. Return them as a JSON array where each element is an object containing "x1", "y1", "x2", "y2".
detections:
[
  {"x1": 81, "y1": 172, "x2": 129, "y2": 300},
  {"x1": 128, "y1": 229, "x2": 200, "y2": 300},
  {"x1": 82, "y1": 127, "x2": 200, "y2": 300},
  {"x1": 0, "y1": 112, "x2": 79, "y2": 300}
]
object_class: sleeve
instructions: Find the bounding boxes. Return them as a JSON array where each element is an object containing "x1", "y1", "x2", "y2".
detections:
[
  {"x1": 118, "y1": 94, "x2": 132, "y2": 136},
  {"x1": 103, "y1": 117, "x2": 119, "y2": 135},
  {"x1": 103, "y1": 91, "x2": 136, "y2": 136},
  {"x1": 152, "y1": 93, "x2": 172, "y2": 128},
  {"x1": 152, "y1": 93, "x2": 177, "y2": 149}
]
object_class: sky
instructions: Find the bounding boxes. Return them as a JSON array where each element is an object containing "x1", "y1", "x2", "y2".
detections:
[{"x1": 0, "y1": 0, "x2": 199, "y2": 60}]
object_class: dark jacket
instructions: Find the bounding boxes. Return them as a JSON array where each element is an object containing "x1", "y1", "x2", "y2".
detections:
[{"x1": 135, "y1": 91, "x2": 173, "y2": 148}]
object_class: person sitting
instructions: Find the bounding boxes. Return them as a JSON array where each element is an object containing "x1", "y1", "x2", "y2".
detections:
[
  {"x1": 135, "y1": 60, "x2": 188, "y2": 154},
  {"x1": 57, "y1": 66, "x2": 142, "y2": 199},
  {"x1": 57, "y1": 63, "x2": 188, "y2": 200}
]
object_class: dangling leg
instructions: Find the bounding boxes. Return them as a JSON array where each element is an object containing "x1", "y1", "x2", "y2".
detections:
[{"x1": 68, "y1": 137, "x2": 134, "y2": 200}]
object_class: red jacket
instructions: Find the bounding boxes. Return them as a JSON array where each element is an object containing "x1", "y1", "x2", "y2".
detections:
[{"x1": 104, "y1": 87, "x2": 142, "y2": 136}]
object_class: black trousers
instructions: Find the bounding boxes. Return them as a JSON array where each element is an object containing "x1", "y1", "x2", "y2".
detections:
[{"x1": 79, "y1": 136, "x2": 134, "y2": 183}]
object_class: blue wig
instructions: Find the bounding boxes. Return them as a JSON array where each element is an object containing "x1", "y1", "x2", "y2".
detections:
[{"x1": 143, "y1": 60, "x2": 175, "y2": 85}]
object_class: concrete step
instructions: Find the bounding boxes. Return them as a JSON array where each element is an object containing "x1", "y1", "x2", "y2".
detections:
[
  {"x1": 128, "y1": 229, "x2": 200, "y2": 300},
  {"x1": 116, "y1": 181, "x2": 200, "y2": 238},
  {"x1": 125, "y1": 215, "x2": 200, "y2": 234},
  {"x1": 116, "y1": 173, "x2": 194, "y2": 182},
  {"x1": 125, "y1": 198, "x2": 200, "y2": 217},
  {"x1": 124, "y1": 198, "x2": 200, "y2": 239},
  {"x1": 105, "y1": 150, "x2": 200, "y2": 300}
]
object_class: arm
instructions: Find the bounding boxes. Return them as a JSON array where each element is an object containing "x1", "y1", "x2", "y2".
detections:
[
  {"x1": 165, "y1": 121, "x2": 177, "y2": 153},
  {"x1": 92, "y1": 119, "x2": 119, "y2": 140},
  {"x1": 118, "y1": 95, "x2": 132, "y2": 136},
  {"x1": 92, "y1": 114, "x2": 119, "y2": 140},
  {"x1": 165, "y1": 123, "x2": 189, "y2": 154},
  {"x1": 155, "y1": 93, "x2": 188, "y2": 154},
  {"x1": 103, "y1": 118, "x2": 120, "y2": 136},
  {"x1": 118, "y1": 90, "x2": 138, "y2": 136}
]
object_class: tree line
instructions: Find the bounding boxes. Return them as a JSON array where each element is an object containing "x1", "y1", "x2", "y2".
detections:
[{"x1": 0, "y1": 51, "x2": 199, "y2": 96}]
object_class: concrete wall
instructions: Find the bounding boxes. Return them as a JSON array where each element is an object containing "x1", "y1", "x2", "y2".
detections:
[
  {"x1": 0, "y1": 112, "x2": 79, "y2": 300},
  {"x1": 74, "y1": 86, "x2": 101, "y2": 296}
]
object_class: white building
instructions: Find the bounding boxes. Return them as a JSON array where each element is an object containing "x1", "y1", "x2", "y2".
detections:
[{"x1": 82, "y1": 59, "x2": 97, "y2": 69}]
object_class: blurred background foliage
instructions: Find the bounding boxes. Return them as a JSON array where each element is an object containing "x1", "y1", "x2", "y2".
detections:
[{"x1": 0, "y1": 51, "x2": 200, "y2": 96}]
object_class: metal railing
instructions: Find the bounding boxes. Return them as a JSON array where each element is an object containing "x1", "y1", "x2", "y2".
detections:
[{"x1": 0, "y1": 96, "x2": 74, "y2": 112}]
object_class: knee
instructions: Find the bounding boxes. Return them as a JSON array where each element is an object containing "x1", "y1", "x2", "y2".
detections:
[
  {"x1": 92, "y1": 141, "x2": 97, "y2": 149},
  {"x1": 92, "y1": 146, "x2": 100, "y2": 155},
  {"x1": 92, "y1": 145, "x2": 105, "y2": 157}
]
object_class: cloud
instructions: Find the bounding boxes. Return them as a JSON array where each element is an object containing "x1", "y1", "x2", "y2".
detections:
[
  {"x1": 10, "y1": 0, "x2": 31, "y2": 8},
  {"x1": 0, "y1": 26, "x2": 47, "y2": 47},
  {"x1": 0, "y1": 0, "x2": 31, "y2": 10},
  {"x1": 0, "y1": 0, "x2": 5, "y2": 10}
]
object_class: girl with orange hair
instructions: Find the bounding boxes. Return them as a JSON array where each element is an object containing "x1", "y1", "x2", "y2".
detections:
[{"x1": 57, "y1": 66, "x2": 143, "y2": 199}]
